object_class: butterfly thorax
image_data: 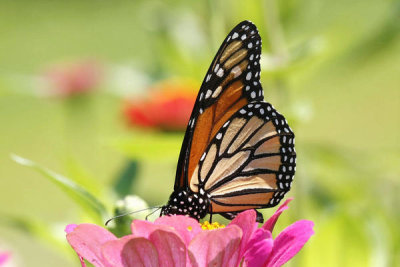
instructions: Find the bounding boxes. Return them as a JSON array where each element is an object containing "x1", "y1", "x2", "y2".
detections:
[{"x1": 160, "y1": 188, "x2": 210, "y2": 221}]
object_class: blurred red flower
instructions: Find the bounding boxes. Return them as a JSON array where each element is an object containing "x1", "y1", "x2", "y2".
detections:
[
  {"x1": 123, "y1": 80, "x2": 197, "y2": 131},
  {"x1": 45, "y1": 60, "x2": 102, "y2": 97}
]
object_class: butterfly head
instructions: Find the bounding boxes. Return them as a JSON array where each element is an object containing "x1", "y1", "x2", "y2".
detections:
[{"x1": 160, "y1": 188, "x2": 210, "y2": 221}]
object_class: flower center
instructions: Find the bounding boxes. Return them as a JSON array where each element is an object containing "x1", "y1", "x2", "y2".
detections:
[{"x1": 200, "y1": 221, "x2": 225, "y2": 230}]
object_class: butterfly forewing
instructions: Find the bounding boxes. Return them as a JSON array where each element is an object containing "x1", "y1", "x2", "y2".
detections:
[
  {"x1": 189, "y1": 102, "x2": 296, "y2": 213},
  {"x1": 175, "y1": 21, "x2": 264, "y2": 190}
]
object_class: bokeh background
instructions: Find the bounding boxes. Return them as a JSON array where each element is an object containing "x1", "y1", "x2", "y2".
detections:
[{"x1": 0, "y1": 0, "x2": 399, "y2": 266}]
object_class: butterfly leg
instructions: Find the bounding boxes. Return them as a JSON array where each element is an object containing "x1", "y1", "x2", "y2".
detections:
[{"x1": 219, "y1": 209, "x2": 264, "y2": 223}]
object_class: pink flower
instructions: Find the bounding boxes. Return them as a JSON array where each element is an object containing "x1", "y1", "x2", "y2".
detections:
[
  {"x1": 66, "y1": 199, "x2": 314, "y2": 267},
  {"x1": 45, "y1": 60, "x2": 102, "y2": 97}
]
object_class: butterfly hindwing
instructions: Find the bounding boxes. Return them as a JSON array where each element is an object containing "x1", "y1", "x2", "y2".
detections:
[
  {"x1": 188, "y1": 102, "x2": 296, "y2": 214},
  {"x1": 175, "y1": 20, "x2": 264, "y2": 190}
]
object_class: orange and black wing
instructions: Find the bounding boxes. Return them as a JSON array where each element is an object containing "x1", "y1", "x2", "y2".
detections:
[
  {"x1": 189, "y1": 102, "x2": 295, "y2": 214},
  {"x1": 175, "y1": 20, "x2": 264, "y2": 190}
]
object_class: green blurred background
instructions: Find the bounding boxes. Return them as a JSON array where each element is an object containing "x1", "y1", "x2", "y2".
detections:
[{"x1": 0, "y1": 0, "x2": 399, "y2": 266}]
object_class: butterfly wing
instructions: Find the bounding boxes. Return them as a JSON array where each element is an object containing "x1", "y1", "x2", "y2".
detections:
[
  {"x1": 190, "y1": 102, "x2": 296, "y2": 213},
  {"x1": 175, "y1": 20, "x2": 264, "y2": 190}
]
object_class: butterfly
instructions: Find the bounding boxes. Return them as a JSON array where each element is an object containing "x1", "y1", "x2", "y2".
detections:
[{"x1": 160, "y1": 20, "x2": 296, "y2": 223}]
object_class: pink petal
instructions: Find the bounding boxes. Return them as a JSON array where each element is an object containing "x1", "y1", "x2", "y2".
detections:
[
  {"x1": 265, "y1": 220, "x2": 314, "y2": 267},
  {"x1": 66, "y1": 223, "x2": 117, "y2": 267},
  {"x1": 156, "y1": 215, "x2": 202, "y2": 246},
  {"x1": 188, "y1": 225, "x2": 242, "y2": 267},
  {"x1": 65, "y1": 224, "x2": 78, "y2": 234},
  {"x1": 243, "y1": 228, "x2": 273, "y2": 267},
  {"x1": 149, "y1": 229, "x2": 187, "y2": 267},
  {"x1": 229, "y1": 210, "x2": 258, "y2": 258},
  {"x1": 263, "y1": 198, "x2": 293, "y2": 232},
  {"x1": 131, "y1": 219, "x2": 172, "y2": 238},
  {"x1": 121, "y1": 237, "x2": 159, "y2": 267},
  {"x1": 101, "y1": 235, "x2": 135, "y2": 267}
]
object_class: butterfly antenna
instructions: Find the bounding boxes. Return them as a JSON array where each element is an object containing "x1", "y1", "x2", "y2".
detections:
[
  {"x1": 105, "y1": 206, "x2": 161, "y2": 226},
  {"x1": 145, "y1": 206, "x2": 162, "y2": 221}
]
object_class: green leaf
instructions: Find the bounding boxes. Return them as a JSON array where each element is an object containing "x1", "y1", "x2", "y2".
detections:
[
  {"x1": 112, "y1": 159, "x2": 139, "y2": 198},
  {"x1": 11, "y1": 154, "x2": 107, "y2": 222}
]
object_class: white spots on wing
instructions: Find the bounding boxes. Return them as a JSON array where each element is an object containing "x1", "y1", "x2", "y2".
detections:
[
  {"x1": 223, "y1": 120, "x2": 230, "y2": 128},
  {"x1": 267, "y1": 106, "x2": 271, "y2": 112},
  {"x1": 248, "y1": 104, "x2": 253, "y2": 108},
  {"x1": 200, "y1": 152, "x2": 206, "y2": 161},
  {"x1": 245, "y1": 85, "x2": 250, "y2": 91},
  {"x1": 251, "y1": 91, "x2": 256, "y2": 98},
  {"x1": 251, "y1": 30, "x2": 255, "y2": 34},
  {"x1": 199, "y1": 92, "x2": 204, "y2": 101},
  {"x1": 216, "y1": 133, "x2": 222, "y2": 140},
  {"x1": 248, "y1": 42, "x2": 253, "y2": 48},
  {"x1": 241, "y1": 34, "x2": 247, "y2": 40},
  {"x1": 200, "y1": 108, "x2": 204, "y2": 114},
  {"x1": 248, "y1": 112, "x2": 253, "y2": 116},
  {"x1": 227, "y1": 36, "x2": 231, "y2": 42},
  {"x1": 212, "y1": 86, "x2": 222, "y2": 98},
  {"x1": 256, "y1": 40, "x2": 260, "y2": 45},
  {"x1": 246, "y1": 72, "x2": 252, "y2": 81},
  {"x1": 231, "y1": 65, "x2": 242, "y2": 78},
  {"x1": 232, "y1": 32, "x2": 239, "y2": 39},
  {"x1": 214, "y1": 64, "x2": 219, "y2": 73},
  {"x1": 239, "y1": 109, "x2": 246, "y2": 114},
  {"x1": 255, "y1": 104, "x2": 261, "y2": 108},
  {"x1": 249, "y1": 54, "x2": 254, "y2": 61},
  {"x1": 205, "y1": 89, "x2": 212, "y2": 99},
  {"x1": 253, "y1": 81, "x2": 258, "y2": 86},
  {"x1": 216, "y1": 68, "x2": 224, "y2": 77},
  {"x1": 206, "y1": 74, "x2": 211, "y2": 82},
  {"x1": 245, "y1": 26, "x2": 249, "y2": 30},
  {"x1": 260, "y1": 108, "x2": 264, "y2": 115}
]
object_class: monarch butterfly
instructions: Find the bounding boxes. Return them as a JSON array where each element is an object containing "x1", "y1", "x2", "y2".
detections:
[{"x1": 160, "y1": 20, "x2": 296, "y2": 223}]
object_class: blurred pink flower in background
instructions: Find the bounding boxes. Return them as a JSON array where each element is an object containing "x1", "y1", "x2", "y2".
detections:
[
  {"x1": 123, "y1": 80, "x2": 197, "y2": 131},
  {"x1": 66, "y1": 199, "x2": 314, "y2": 267},
  {"x1": 0, "y1": 252, "x2": 10, "y2": 266},
  {"x1": 45, "y1": 60, "x2": 102, "y2": 97}
]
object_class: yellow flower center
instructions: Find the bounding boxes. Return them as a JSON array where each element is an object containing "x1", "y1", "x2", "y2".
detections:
[{"x1": 200, "y1": 221, "x2": 225, "y2": 230}]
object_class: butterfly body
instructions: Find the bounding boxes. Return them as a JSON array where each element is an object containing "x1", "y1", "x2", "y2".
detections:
[
  {"x1": 161, "y1": 21, "x2": 296, "y2": 223},
  {"x1": 160, "y1": 188, "x2": 211, "y2": 221}
]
